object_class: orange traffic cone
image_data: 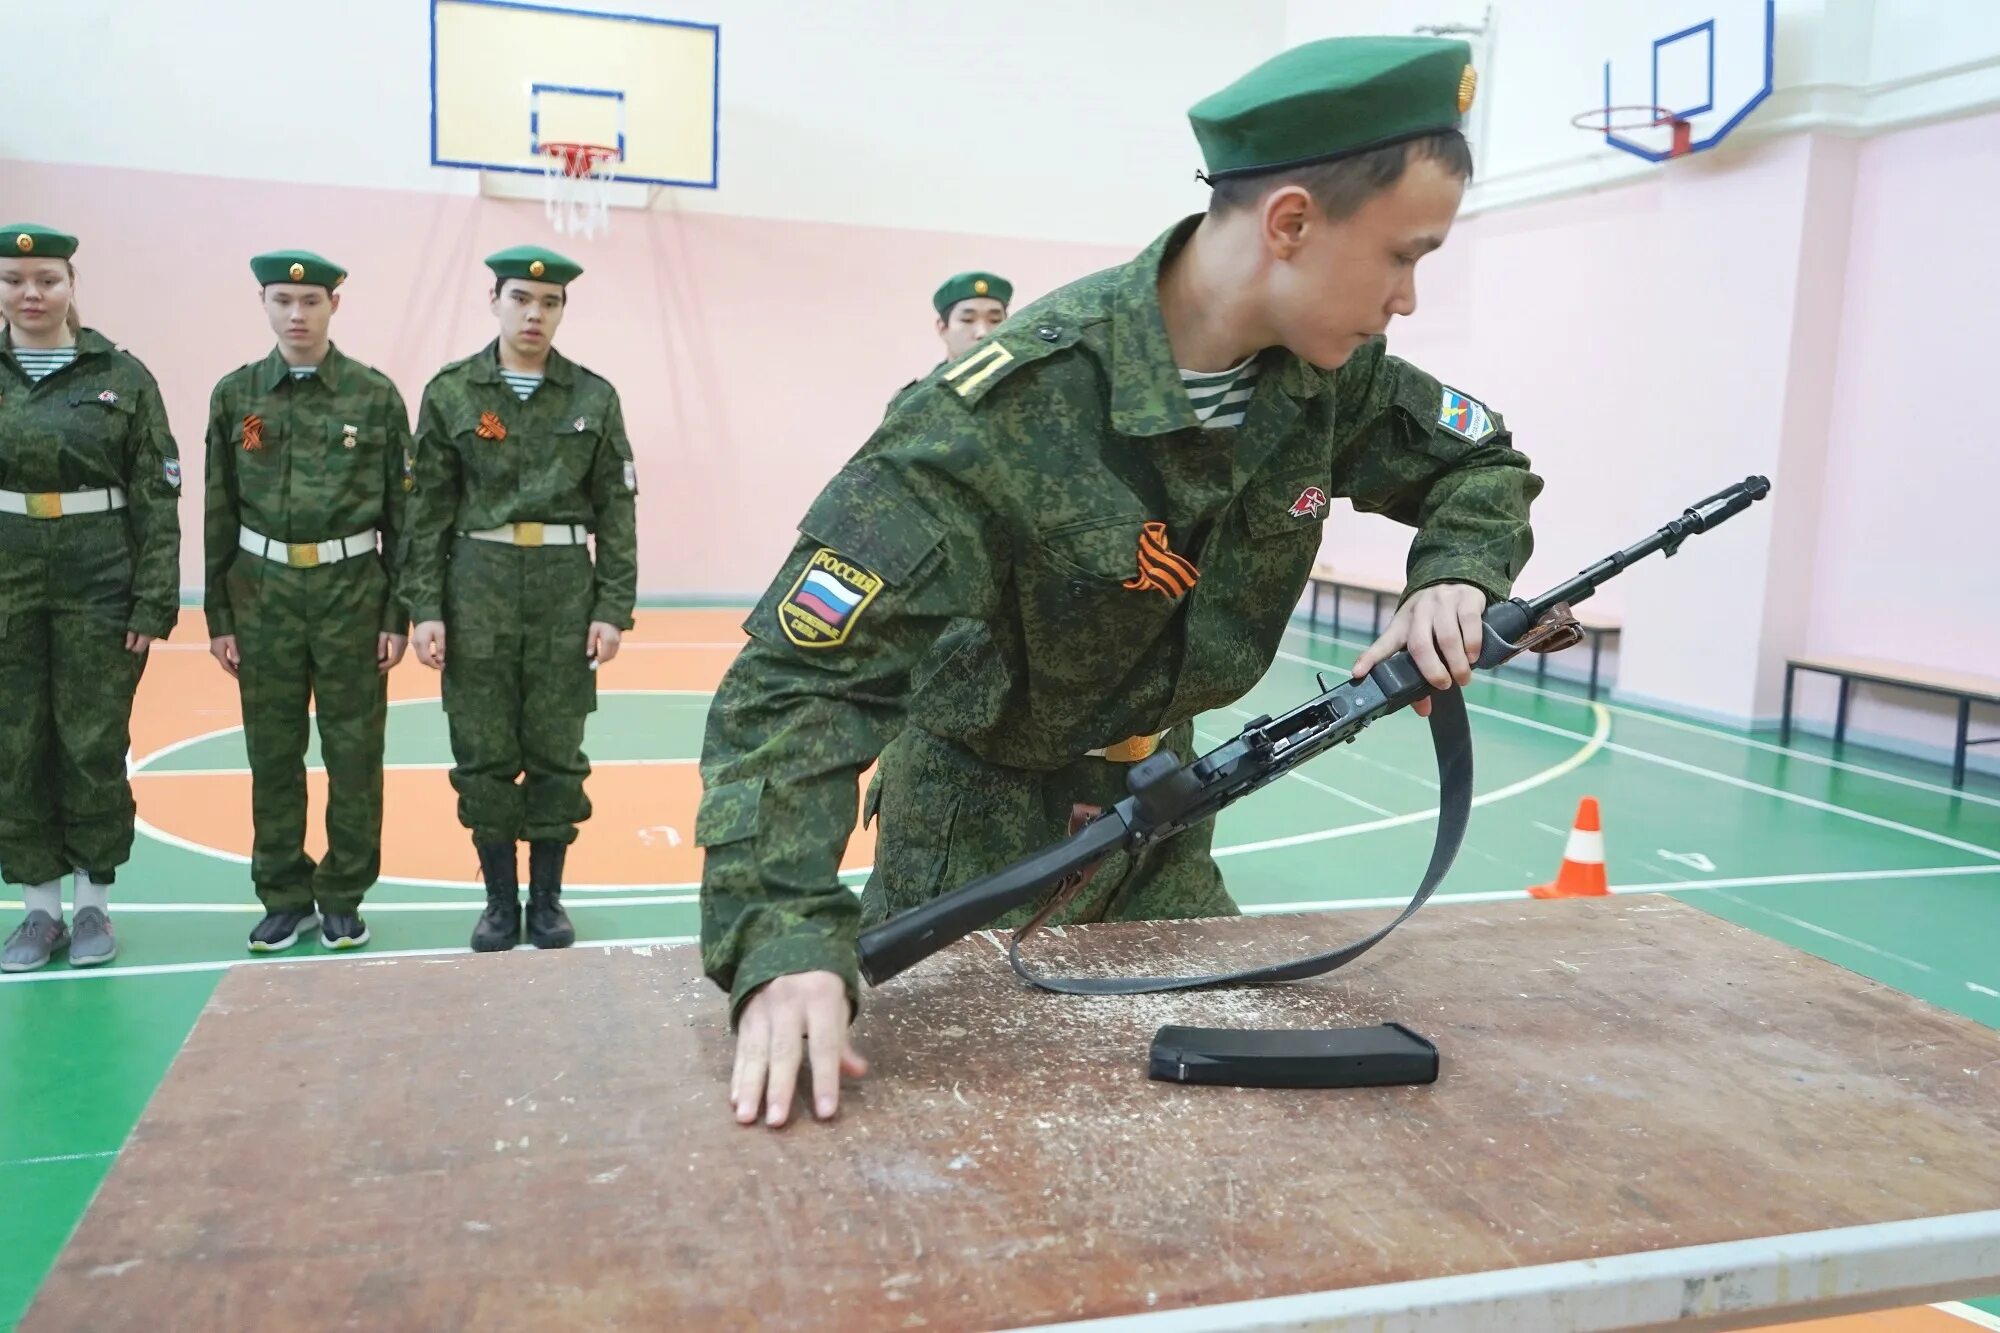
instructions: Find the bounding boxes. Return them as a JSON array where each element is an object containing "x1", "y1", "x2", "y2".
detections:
[{"x1": 1529, "y1": 797, "x2": 1609, "y2": 899}]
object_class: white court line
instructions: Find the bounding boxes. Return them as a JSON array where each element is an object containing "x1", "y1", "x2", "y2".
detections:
[
  {"x1": 22, "y1": 867, "x2": 1994, "y2": 973},
  {"x1": 1212, "y1": 693, "x2": 1612, "y2": 858},
  {"x1": 1195, "y1": 726, "x2": 1395, "y2": 817},
  {"x1": 1707, "y1": 889, "x2": 1937, "y2": 974},
  {"x1": 1936, "y1": 1303, "x2": 2000, "y2": 1332},
  {"x1": 127, "y1": 688, "x2": 720, "y2": 772},
  {"x1": 1274, "y1": 644, "x2": 2000, "y2": 864},
  {"x1": 148, "y1": 640, "x2": 746, "y2": 653},
  {"x1": 1283, "y1": 622, "x2": 2000, "y2": 809},
  {"x1": 0, "y1": 895, "x2": 703, "y2": 915},
  {"x1": 140, "y1": 757, "x2": 695, "y2": 777},
  {"x1": 1241, "y1": 863, "x2": 2000, "y2": 915},
  {"x1": 0, "y1": 1150, "x2": 120, "y2": 1169},
  {"x1": 0, "y1": 933, "x2": 699, "y2": 985}
]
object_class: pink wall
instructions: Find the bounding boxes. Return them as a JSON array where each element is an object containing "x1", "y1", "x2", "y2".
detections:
[
  {"x1": 1316, "y1": 109, "x2": 1999, "y2": 766},
  {"x1": 1795, "y1": 112, "x2": 2000, "y2": 764},
  {"x1": 3, "y1": 158, "x2": 1129, "y2": 603}
]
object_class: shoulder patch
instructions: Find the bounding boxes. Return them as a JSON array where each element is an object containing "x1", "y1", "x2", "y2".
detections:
[
  {"x1": 1437, "y1": 387, "x2": 1496, "y2": 444},
  {"x1": 778, "y1": 548, "x2": 885, "y2": 649},
  {"x1": 937, "y1": 323, "x2": 1080, "y2": 407},
  {"x1": 163, "y1": 458, "x2": 182, "y2": 489}
]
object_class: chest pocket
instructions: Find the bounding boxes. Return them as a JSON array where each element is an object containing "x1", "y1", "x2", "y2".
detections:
[
  {"x1": 65, "y1": 389, "x2": 137, "y2": 471},
  {"x1": 1022, "y1": 512, "x2": 1182, "y2": 689},
  {"x1": 318, "y1": 419, "x2": 386, "y2": 488},
  {"x1": 532, "y1": 416, "x2": 602, "y2": 497},
  {"x1": 451, "y1": 408, "x2": 520, "y2": 497},
  {"x1": 1241, "y1": 466, "x2": 1333, "y2": 546}
]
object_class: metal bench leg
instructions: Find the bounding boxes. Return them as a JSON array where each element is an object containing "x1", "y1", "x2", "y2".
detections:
[
  {"x1": 1835, "y1": 676, "x2": 1853, "y2": 749},
  {"x1": 1780, "y1": 665, "x2": 1796, "y2": 746},
  {"x1": 1955, "y1": 697, "x2": 1971, "y2": 789},
  {"x1": 1589, "y1": 634, "x2": 1604, "y2": 700},
  {"x1": 1309, "y1": 583, "x2": 1320, "y2": 631},
  {"x1": 1332, "y1": 586, "x2": 1342, "y2": 634}
]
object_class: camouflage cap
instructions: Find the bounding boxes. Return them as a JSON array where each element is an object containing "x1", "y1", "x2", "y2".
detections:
[
  {"x1": 251, "y1": 250, "x2": 346, "y2": 290},
  {"x1": 933, "y1": 271, "x2": 1012, "y2": 318},
  {"x1": 4, "y1": 224, "x2": 79, "y2": 260},
  {"x1": 1189, "y1": 36, "x2": 1475, "y2": 181},
  {"x1": 485, "y1": 245, "x2": 583, "y2": 287}
]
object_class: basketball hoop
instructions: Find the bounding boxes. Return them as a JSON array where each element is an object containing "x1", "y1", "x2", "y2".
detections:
[
  {"x1": 1570, "y1": 105, "x2": 1694, "y2": 158},
  {"x1": 539, "y1": 142, "x2": 620, "y2": 239}
]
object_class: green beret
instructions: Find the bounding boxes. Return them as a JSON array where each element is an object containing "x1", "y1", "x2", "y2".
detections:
[
  {"x1": 485, "y1": 245, "x2": 583, "y2": 287},
  {"x1": 251, "y1": 250, "x2": 346, "y2": 290},
  {"x1": 1190, "y1": 36, "x2": 1476, "y2": 181},
  {"x1": 933, "y1": 271, "x2": 1012, "y2": 318},
  {"x1": 4, "y1": 224, "x2": 78, "y2": 260}
]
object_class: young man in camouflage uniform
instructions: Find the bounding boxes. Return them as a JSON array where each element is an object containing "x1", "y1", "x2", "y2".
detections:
[
  {"x1": 204, "y1": 250, "x2": 412, "y2": 953},
  {"x1": 698, "y1": 38, "x2": 1543, "y2": 1127},
  {"x1": 889, "y1": 271, "x2": 1013, "y2": 414},
  {"x1": 403, "y1": 247, "x2": 639, "y2": 955}
]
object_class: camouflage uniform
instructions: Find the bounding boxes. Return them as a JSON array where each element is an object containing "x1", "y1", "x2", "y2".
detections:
[
  {"x1": 0, "y1": 327, "x2": 182, "y2": 887},
  {"x1": 203, "y1": 343, "x2": 411, "y2": 915},
  {"x1": 401, "y1": 342, "x2": 639, "y2": 847},
  {"x1": 698, "y1": 216, "x2": 1542, "y2": 1020}
]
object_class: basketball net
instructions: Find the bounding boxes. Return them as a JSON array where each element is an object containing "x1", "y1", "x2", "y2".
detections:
[{"x1": 540, "y1": 143, "x2": 619, "y2": 240}]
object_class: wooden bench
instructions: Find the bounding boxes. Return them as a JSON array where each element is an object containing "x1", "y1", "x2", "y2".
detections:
[
  {"x1": 1782, "y1": 653, "x2": 2000, "y2": 788},
  {"x1": 1305, "y1": 566, "x2": 1623, "y2": 700}
]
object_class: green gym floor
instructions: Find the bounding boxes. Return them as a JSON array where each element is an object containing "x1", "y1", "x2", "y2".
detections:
[{"x1": 2, "y1": 608, "x2": 1996, "y2": 1328}]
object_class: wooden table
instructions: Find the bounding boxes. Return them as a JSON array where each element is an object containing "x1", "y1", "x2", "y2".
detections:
[{"x1": 27, "y1": 898, "x2": 2000, "y2": 1331}]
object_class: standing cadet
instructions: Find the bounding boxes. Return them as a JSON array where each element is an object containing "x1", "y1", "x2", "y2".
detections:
[
  {"x1": 402, "y1": 247, "x2": 639, "y2": 954},
  {"x1": 204, "y1": 251, "x2": 412, "y2": 953},
  {"x1": 0, "y1": 225, "x2": 182, "y2": 973},
  {"x1": 699, "y1": 38, "x2": 1542, "y2": 1126},
  {"x1": 888, "y1": 271, "x2": 1013, "y2": 413}
]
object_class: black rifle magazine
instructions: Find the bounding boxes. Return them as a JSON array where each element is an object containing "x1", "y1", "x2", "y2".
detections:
[{"x1": 1148, "y1": 1022, "x2": 1439, "y2": 1089}]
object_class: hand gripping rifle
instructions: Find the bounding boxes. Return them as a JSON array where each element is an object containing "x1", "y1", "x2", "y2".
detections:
[{"x1": 857, "y1": 476, "x2": 1771, "y2": 997}]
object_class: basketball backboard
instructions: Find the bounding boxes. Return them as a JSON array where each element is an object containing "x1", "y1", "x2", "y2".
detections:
[
  {"x1": 429, "y1": 0, "x2": 720, "y2": 194},
  {"x1": 1584, "y1": 0, "x2": 1774, "y2": 162}
]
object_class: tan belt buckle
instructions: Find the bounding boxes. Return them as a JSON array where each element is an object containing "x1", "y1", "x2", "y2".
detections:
[
  {"x1": 25, "y1": 493, "x2": 63, "y2": 520},
  {"x1": 287, "y1": 542, "x2": 321, "y2": 568},
  {"x1": 514, "y1": 521, "x2": 545, "y2": 548},
  {"x1": 1100, "y1": 733, "x2": 1160, "y2": 763}
]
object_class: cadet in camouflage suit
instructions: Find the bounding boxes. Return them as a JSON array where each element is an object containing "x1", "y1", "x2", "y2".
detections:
[
  {"x1": 888, "y1": 272, "x2": 1014, "y2": 414},
  {"x1": 699, "y1": 38, "x2": 1543, "y2": 1126},
  {"x1": 0, "y1": 224, "x2": 182, "y2": 973},
  {"x1": 205, "y1": 250, "x2": 412, "y2": 954},
  {"x1": 403, "y1": 247, "x2": 639, "y2": 955}
]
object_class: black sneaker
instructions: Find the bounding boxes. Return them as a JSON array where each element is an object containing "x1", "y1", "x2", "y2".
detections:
[
  {"x1": 319, "y1": 913, "x2": 371, "y2": 950},
  {"x1": 248, "y1": 908, "x2": 319, "y2": 953}
]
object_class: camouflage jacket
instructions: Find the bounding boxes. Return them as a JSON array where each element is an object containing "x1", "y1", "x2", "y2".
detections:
[
  {"x1": 698, "y1": 215, "x2": 1542, "y2": 1019},
  {"x1": 0, "y1": 327, "x2": 183, "y2": 639},
  {"x1": 203, "y1": 343, "x2": 414, "y2": 637},
  {"x1": 400, "y1": 341, "x2": 639, "y2": 629}
]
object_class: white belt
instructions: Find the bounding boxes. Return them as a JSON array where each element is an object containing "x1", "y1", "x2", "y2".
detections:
[
  {"x1": 1086, "y1": 731, "x2": 1168, "y2": 763},
  {"x1": 239, "y1": 525, "x2": 377, "y2": 569},
  {"x1": 0, "y1": 487, "x2": 127, "y2": 519},
  {"x1": 461, "y1": 523, "x2": 589, "y2": 548}
]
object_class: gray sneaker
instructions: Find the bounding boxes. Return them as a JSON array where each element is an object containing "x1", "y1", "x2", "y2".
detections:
[
  {"x1": 68, "y1": 907, "x2": 117, "y2": 968},
  {"x1": 2, "y1": 911, "x2": 70, "y2": 973}
]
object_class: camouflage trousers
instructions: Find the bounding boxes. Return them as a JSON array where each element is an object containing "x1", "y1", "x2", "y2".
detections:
[
  {"x1": 0, "y1": 513, "x2": 146, "y2": 886},
  {"x1": 440, "y1": 539, "x2": 597, "y2": 846},
  {"x1": 859, "y1": 721, "x2": 1238, "y2": 930},
  {"x1": 227, "y1": 557, "x2": 390, "y2": 914}
]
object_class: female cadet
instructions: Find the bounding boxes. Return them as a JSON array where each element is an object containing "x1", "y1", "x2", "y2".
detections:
[{"x1": 0, "y1": 224, "x2": 182, "y2": 972}]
